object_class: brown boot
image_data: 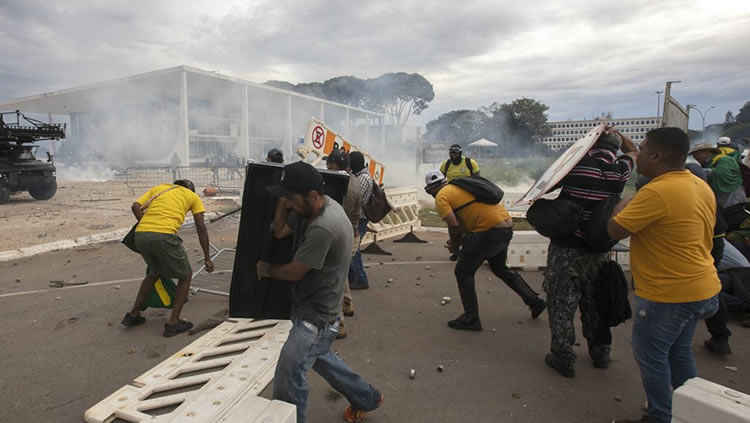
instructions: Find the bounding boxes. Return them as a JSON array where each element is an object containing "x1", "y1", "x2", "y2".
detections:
[
  {"x1": 343, "y1": 300, "x2": 354, "y2": 317},
  {"x1": 337, "y1": 319, "x2": 347, "y2": 339}
]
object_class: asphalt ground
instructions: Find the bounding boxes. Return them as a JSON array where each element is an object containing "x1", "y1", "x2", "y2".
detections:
[{"x1": 0, "y1": 223, "x2": 748, "y2": 423}]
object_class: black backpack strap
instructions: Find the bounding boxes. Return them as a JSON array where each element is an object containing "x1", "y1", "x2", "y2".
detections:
[
  {"x1": 442, "y1": 159, "x2": 451, "y2": 175},
  {"x1": 465, "y1": 157, "x2": 474, "y2": 175}
]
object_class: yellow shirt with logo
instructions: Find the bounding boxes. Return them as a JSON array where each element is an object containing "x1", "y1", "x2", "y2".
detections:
[
  {"x1": 613, "y1": 170, "x2": 720, "y2": 303},
  {"x1": 440, "y1": 158, "x2": 480, "y2": 182},
  {"x1": 435, "y1": 184, "x2": 510, "y2": 233},
  {"x1": 135, "y1": 184, "x2": 206, "y2": 234}
]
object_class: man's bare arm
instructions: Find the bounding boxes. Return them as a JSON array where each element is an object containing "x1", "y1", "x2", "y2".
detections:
[
  {"x1": 194, "y1": 213, "x2": 214, "y2": 272},
  {"x1": 131, "y1": 202, "x2": 144, "y2": 220},
  {"x1": 257, "y1": 260, "x2": 310, "y2": 282},
  {"x1": 272, "y1": 198, "x2": 294, "y2": 239}
]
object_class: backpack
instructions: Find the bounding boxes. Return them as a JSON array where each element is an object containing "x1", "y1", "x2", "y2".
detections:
[
  {"x1": 443, "y1": 157, "x2": 476, "y2": 176},
  {"x1": 362, "y1": 179, "x2": 393, "y2": 223},
  {"x1": 526, "y1": 198, "x2": 583, "y2": 239},
  {"x1": 594, "y1": 261, "x2": 632, "y2": 327},
  {"x1": 448, "y1": 175, "x2": 504, "y2": 211},
  {"x1": 582, "y1": 193, "x2": 621, "y2": 253}
]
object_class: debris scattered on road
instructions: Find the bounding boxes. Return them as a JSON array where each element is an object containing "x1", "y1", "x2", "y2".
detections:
[
  {"x1": 614, "y1": 395, "x2": 622, "y2": 402},
  {"x1": 512, "y1": 392, "x2": 521, "y2": 399},
  {"x1": 492, "y1": 328, "x2": 497, "y2": 333},
  {"x1": 725, "y1": 366, "x2": 738, "y2": 373},
  {"x1": 107, "y1": 322, "x2": 112, "y2": 326},
  {"x1": 54, "y1": 296, "x2": 61, "y2": 300},
  {"x1": 441, "y1": 296, "x2": 452, "y2": 306},
  {"x1": 114, "y1": 285, "x2": 120, "y2": 289},
  {"x1": 409, "y1": 369, "x2": 416, "y2": 379},
  {"x1": 387, "y1": 278, "x2": 394, "y2": 283},
  {"x1": 49, "y1": 280, "x2": 89, "y2": 288},
  {"x1": 416, "y1": 277, "x2": 421, "y2": 281},
  {"x1": 128, "y1": 348, "x2": 136, "y2": 355},
  {"x1": 437, "y1": 365, "x2": 444, "y2": 372},
  {"x1": 425, "y1": 265, "x2": 431, "y2": 270},
  {"x1": 15, "y1": 278, "x2": 21, "y2": 283},
  {"x1": 38, "y1": 233, "x2": 48, "y2": 238},
  {"x1": 415, "y1": 256, "x2": 422, "y2": 261}
]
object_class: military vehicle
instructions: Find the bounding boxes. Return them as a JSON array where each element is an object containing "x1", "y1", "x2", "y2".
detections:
[{"x1": 0, "y1": 111, "x2": 66, "y2": 204}]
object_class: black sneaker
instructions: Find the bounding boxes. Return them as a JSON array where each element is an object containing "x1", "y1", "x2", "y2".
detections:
[
  {"x1": 545, "y1": 353, "x2": 575, "y2": 377},
  {"x1": 449, "y1": 251, "x2": 460, "y2": 261},
  {"x1": 530, "y1": 298, "x2": 547, "y2": 319},
  {"x1": 447, "y1": 316, "x2": 483, "y2": 331},
  {"x1": 704, "y1": 338, "x2": 732, "y2": 355},
  {"x1": 349, "y1": 282, "x2": 369, "y2": 290},
  {"x1": 121, "y1": 312, "x2": 146, "y2": 328},
  {"x1": 163, "y1": 319, "x2": 193, "y2": 337}
]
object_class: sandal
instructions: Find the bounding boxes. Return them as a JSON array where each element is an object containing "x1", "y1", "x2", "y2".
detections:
[{"x1": 163, "y1": 319, "x2": 193, "y2": 337}]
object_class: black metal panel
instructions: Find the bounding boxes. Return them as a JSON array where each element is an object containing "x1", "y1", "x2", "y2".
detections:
[{"x1": 229, "y1": 161, "x2": 350, "y2": 319}]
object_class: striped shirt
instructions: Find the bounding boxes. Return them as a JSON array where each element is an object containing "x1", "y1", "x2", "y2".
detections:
[
  {"x1": 554, "y1": 148, "x2": 634, "y2": 249},
  {"x1": 355, "y1": 169, "x2": 373, "y2": 220}
]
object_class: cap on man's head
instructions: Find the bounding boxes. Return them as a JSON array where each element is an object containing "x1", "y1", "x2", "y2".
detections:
[
  {"x1": 717, "y1": 136, "x2": 731, "y2": 145},
  {"x1": 688, "y1": 143, "x2": 721, "y2": 155},
  {"x1": 424, "y1": 170, "x2": 446, "y2": 191},
  {"x1": 449, "y1": 144, "x2": 462, "y2": 154},
  {"x1": 266, "y1": 161, "x2": 324, "y2": 197},
  {"x1": 350, "y1": 151, "x2": 366, "y2": 173},
  {"x1": 266, "y1": 148, "x2": 284, "y2": 163},
  {"x1": 324, "y1": 149, "x2": 350, "y2": 168}
]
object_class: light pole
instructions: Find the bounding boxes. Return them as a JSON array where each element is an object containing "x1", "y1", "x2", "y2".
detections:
[
  {"x1": 686, "y1": 105, "x2": 716, "y2": 132},
  {"x1": 655, "y1": 91, "x2": 663, "y2": 117}
]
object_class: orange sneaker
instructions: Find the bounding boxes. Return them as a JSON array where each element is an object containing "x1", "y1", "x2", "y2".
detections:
[{"x1": 343, "y1": 393, "x2": 384, "y2": 422}]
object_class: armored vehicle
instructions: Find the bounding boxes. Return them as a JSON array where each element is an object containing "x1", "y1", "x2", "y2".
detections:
[{"x1": 0, "y1": 111, "x2": 66, "y2": 204}]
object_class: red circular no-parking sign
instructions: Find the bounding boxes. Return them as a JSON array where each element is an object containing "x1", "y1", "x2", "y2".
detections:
[{"x1": 312, "y1": 126, "x2": 325, "y2": 149}]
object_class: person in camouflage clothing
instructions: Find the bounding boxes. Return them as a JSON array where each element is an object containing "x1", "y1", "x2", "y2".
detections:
[{"x1": 543, "y1": 128, "x2": 637, "y2": 377}]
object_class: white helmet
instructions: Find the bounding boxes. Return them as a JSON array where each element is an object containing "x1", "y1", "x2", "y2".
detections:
[
  {"x1": 424, "y1": 170, "x2": 446, "y2": 190},
  {"x1": 717, "y1": 136, "x2": 731, "y2": 145}
]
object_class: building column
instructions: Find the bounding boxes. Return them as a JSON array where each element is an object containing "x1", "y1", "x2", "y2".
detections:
[
  {"x1": 178, "y1": 71, "x2": 190, "y2": 165},
  {"x1": 242, "y1": 85, "x2": 249, "y2": 160},
  {"x1": 287, "y1": 95, "x2": 293, "y2": 158},
  {"x1": 320, "y1": 103, "x2": 325, "y2": 122},
  {"x1": 345, "y1": 109, "x2": 350, "y2": 138}
]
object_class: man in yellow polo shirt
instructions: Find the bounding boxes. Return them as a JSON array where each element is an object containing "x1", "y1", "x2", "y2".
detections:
[
  {"x1": 121, "y1": 179, "x2": 215, "y2": 337},
  {"x1": 425, "y1": 170, "x2": 546, "y2": 331},
  {"x1": 608, "y1": 128, "x2": 720, "y2": 423}
]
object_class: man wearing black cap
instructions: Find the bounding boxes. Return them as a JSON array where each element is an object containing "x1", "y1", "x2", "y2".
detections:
[
  {"x1": 326, "y1": 149, "x2": 362, "y2": 338},
  {"x1": 258, "y1": 161, "x2": 383, "y2": 423}
]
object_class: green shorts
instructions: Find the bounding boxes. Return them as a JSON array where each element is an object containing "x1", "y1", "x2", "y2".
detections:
[{"x1": 134, "y1": 232, "x2": 191, "y2": 280}]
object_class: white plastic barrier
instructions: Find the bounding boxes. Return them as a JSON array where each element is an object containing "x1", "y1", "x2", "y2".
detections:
[
  {"x1": 84, "y1": 319, "x2": 293, "y2": 423},
  {"x1": 672, "y1": 377, "x2": 750, "y2": 423},
  {"x1": 362, "y1": 186, "x2": 421, "y2": 245}
]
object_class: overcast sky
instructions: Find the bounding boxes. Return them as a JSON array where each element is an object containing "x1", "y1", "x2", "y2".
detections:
[{"x1": 1, "y1": 0, "x2": 748, "y2": 130}]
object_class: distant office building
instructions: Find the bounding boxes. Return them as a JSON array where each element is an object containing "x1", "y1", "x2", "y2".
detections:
[{"x1": 541, "y1": 116, "x2": 662, "y2": 151}]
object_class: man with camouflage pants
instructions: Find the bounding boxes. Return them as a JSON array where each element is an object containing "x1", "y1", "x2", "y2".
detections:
[{"x1": 543, "y1": 128, "x2": 637, "y2": 377}]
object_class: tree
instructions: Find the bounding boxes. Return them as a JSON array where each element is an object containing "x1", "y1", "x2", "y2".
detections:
[
  {"x1": 736, "y1": 101, "x2": 750, "y2": 124},
  {"x1": 364, "y1": 73, "x2": 435, "y2": 127},
  {"x1": 482, "y1": 97, "x2": 552, "y2": 144},
  {"x1": 725, "y1": 111, "x2": 736, "y2": 124},
  {"x1": 423, "y1": 110, "x2": 488, "y2": 143},
  {"x1": 264, "y1": 72, "x2": 434, "y2": 128}
]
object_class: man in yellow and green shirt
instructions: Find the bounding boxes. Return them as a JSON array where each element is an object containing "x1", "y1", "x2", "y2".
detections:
[{"x1": 121, "y1": 179, "x2": 214, "y2": 337}]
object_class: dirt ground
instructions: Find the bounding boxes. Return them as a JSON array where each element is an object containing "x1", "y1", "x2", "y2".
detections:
[
  {"x1": 0, "y1": 181, "x2": 239, "y2": 252},
  {"x1": 0, "y1": 222, "x2": 747, "y2": 423}
]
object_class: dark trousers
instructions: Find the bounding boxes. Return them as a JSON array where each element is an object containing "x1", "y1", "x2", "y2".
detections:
[
  {"x1": 704, "y1": 275, "x2": 732, "y2": 341},
  {"x1": 454, "y1": 227, "x2": 539, "y2": 321}
]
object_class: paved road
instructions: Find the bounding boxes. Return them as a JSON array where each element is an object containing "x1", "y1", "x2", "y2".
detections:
[{"x1": 0, "y1": 225, "x2": 747, "y2": 423}]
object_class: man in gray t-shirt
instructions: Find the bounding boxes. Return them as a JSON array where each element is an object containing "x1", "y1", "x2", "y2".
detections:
[{"x1": 258, "y1": 161, "x2": 382, "y2": 423}]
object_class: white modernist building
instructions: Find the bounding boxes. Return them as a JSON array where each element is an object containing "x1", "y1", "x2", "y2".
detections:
[
  {"x1": 0, "y1": 65, "x2": 386, "y2": 167},
  {"x1": 542, "y1": 116, "x2": 662, "y2": 151}
]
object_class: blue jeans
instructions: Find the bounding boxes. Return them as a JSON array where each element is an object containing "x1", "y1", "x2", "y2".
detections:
[
  {"x1": 631, "y1": 295, "x2": 719, "y2": 423},
  {"x1": 273, "y1": 316, "x2": 381, "y2": 423},
  {"x1": 348, "y1": 219, "x2": 369, "y2": 286}
]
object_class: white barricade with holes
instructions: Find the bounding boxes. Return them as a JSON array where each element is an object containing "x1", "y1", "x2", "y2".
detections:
[
  {"x1": 84, "y1": 319, "x2": 294, "y2": 423},
  {"x1": 362, "y1": 186, "x2": 421, "y2": 245},
  {"x1": 672, "y1": 378, "x2": 750, "y2": 423}
]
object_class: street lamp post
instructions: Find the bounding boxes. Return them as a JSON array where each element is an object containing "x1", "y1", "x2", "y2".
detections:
[
  {"x1": 655, "y1": 91, "x2": 663, "y2": 118},
  {"x1": 686, "y1": 105, "x2": 716, "y2": 132}
]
